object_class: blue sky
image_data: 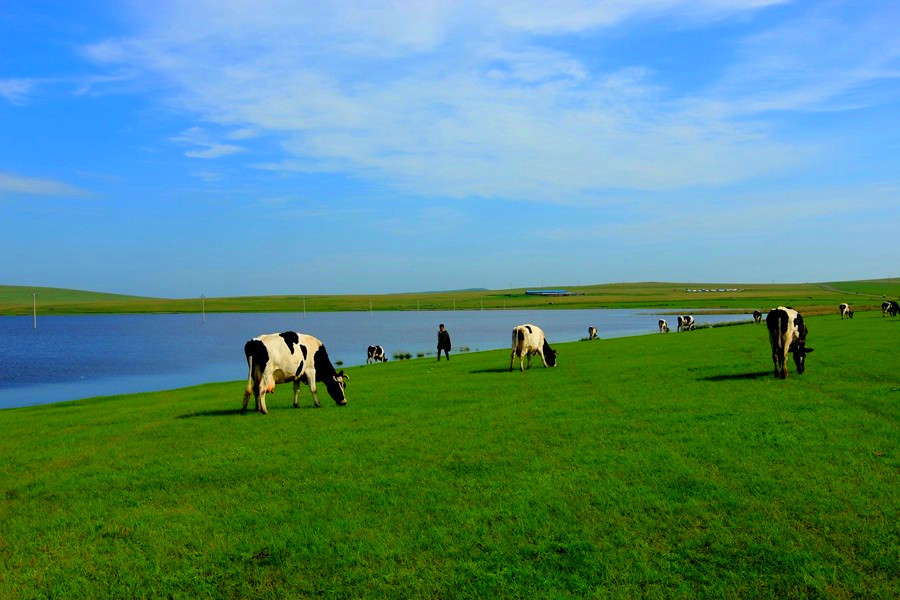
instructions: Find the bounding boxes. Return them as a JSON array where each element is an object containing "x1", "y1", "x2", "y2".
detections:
[{"x1": 1, "y1": 0, "x2": 898, "y2": 297}]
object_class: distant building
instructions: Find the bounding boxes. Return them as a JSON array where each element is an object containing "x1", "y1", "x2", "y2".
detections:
[{"x1": 525, "y1": 290, "x2": 573, "y2": 296}]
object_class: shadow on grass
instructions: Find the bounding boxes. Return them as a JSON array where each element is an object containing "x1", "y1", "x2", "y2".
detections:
[
  {"x1": 469, "y1": 368, "x2": 514, "y2": 374},
  {"x1": 176, "y1": 404, "x2": 325, "y2": 418},
  {"x1": 700, "y1": 371, "x2": 771, "y2": 382},
  {"x1": 175, "y1": 408, "x2": 247, "y2": 419}
]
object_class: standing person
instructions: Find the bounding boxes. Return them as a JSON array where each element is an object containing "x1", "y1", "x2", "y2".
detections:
[{"x1": 437, "y1": 323, "x2": 451, "y2": 361}]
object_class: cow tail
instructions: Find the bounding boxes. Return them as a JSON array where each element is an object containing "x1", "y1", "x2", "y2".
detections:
[{"x1": 245, "y1": 351, "x2": 254, "y2": 397}]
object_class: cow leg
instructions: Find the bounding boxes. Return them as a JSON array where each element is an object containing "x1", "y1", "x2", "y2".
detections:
[
  {"x1": 242, "y1": 387, "x2": 252, "y2": 412},
  {"x1": 258, "y1": 380, "x2": 272, "y2": 414},
  {"x1": 774, "y1": 349, "x2": 788, "y2": 379},
  {"x1": 293, "y1": 381, "x2": 301, "y2": 408},
  {"x1": 308, "y1": 381, "x2": 321, "y2": 408}
]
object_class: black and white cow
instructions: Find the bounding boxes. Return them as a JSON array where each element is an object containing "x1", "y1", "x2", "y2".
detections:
[
  {"x1": 883, "y1": 301, "x2": 892, "y2": 317},
  {"x1": 588, "y1": 326, "x2": 598, "y2": 340},
  {"x1": 510, "y1": 324, "x2": 557, "y2": 372},
  {"x1": 753, "y1": 310, "x2": 762, "y2": 324},
  {"x1": 887, "y1": 301, "x2": 900, "y2": 317},
  {"x1": 677, "y1": 315, "x2": 695, "y2": 332},
  {"x1": 766, "y1": 306, "x2": 814, "y2": 379},
  {"x1": 367, "y1": 345, "x2": 387, "y2": 363},
  {"x1": 658, "y1": 319, "x2": 669, "y2": 333},
  {"x1": 839, "y1": 303, "x2": 853, "y2": 319},
  {"x1": 243, "y1": 332, "x2": 348, "y2": 414}
]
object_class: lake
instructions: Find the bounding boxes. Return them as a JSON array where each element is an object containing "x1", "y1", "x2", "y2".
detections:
[{"x1": 0, "y1": 309, "x2": 751, "y2": 409}]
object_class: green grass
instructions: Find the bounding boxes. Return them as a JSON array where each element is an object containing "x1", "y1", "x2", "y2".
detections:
[
  {"x1": 1, "y1": 311, "x2": 898, "y2": 598},
  {"x1": 2, "y1": 279, "x2": 899, "y2": 315}
]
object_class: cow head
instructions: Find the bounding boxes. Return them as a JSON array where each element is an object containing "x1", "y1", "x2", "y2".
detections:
[
  {"x1": 325, "y1": 370, "x2": 349, "y2": 405},
  {"x1": 790, "y1": 342, "x2": 814, "y2": 374}
]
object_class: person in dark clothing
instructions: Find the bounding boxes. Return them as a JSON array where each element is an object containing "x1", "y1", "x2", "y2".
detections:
[{"x1": 437, "y1": 323, "x2": 451, "y2": 361}]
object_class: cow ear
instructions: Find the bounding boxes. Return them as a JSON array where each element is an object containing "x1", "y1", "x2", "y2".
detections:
[{"x1": 804, "y1": 347, "x2": 814, "y2": 353}]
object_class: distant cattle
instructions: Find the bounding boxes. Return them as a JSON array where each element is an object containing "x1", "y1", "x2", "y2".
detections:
[
  {"x1": 839, "y1": 303, "x2": 853, "y2": 319},
  {"x1": 510, "y1": 324, "x2": 557, "y2": 372},
  {"x1": 766, "y1": 306, "x2": 814, "y2": 379},
  {"x1": 677, "y1": 315, "x2": 695, "y2": 332},
  {"x1": 367, "y1": 345, "x2": 387, "y2": 363},
  {"x1": 243, "y1": 332, "x2": 348, "y2": 414},
  {"x1": 753, "y1": 310, "x2": 762, "y2": 324},
  {"x1": 588, "y1": 326, "x2": 598, "y2": 340},
  {"x1": 658, "y1": 319, "x2": 669, "y2": 333},
  {"x1": 887, "y1": 301, "x2": 900, "y2": 317}
]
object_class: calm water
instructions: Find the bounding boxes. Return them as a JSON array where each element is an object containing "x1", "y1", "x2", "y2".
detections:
[{"x1": 0, "y1": 309, "x2": 750, "y2": 409}]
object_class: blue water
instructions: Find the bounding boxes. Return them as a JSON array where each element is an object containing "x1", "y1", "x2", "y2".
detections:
[{"x1": 0, "y1": 309, "x2": 750, "y2": 409}]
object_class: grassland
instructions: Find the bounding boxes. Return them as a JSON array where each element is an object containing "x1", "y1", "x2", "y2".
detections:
[
  {"x1": 2, "y1": 278, "x2": 899, "y2": 316},
  {"x1": 1, "y1": 311, "x2": 897, "y2": 598}
]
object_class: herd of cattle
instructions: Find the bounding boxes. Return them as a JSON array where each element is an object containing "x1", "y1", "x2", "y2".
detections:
[{"x1": 242, "y1": 300, "x2": 900, "y2": 412}]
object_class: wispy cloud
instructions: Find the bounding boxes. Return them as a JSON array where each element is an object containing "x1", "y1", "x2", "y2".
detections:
[
  {"x1": 710, "y1": 3, "x2": 900, "y2": 114},
  {"x1": 536, "y1": 183, "x2": 900, "y2": 244},
  {"x1": 80, "y1": 1, "x2": 896, "y2": 203},
  {"x1": 0, "y1": 172, "x2": 90, "y2": 197},
  {"x1": 170, "y1": 127, "x2": 244, "y2": 159},
  {"x1": 0, "y1": 79, "x2": 35, "y2": 105}
]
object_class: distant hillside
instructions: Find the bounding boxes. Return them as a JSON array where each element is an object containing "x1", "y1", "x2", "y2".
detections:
[
  {"x1": 0, "y1": 285, "x2": 154, "y2": 305},
  {"x1": 2, "y1": 279, "x2": 897, "y2": 316}
]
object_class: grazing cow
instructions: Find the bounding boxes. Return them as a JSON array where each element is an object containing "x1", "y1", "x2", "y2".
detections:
[
  {"x1": 677, "y1": 315, "x2": 695, "y2": 332},
  {"x1": 753, "y1": 310, "x2": 762, "y2": 324},
  {"x1": 766, "y1": 306, "x2": 814, "y2": 379},
  {"x1": 839, "y1": 303, "x2": 853, "y2": 319},
  {"x1": 510, "y1": 324, "x2": 557, "y2": 372},
  {"x1": 588, "y1": 326, "x2": 598, "y2": 340},
  {"x1": 888, "y1": 301, "x2": 900, "y2": 317},
  {"x1": 658, "y1": 319, "x2": 669, "y2": 333},
  {"x1": 367, "y1": 345, "x2": 387, "y2": 363},
  {"x1": 883, "y1": 301, "x2": 891, "y2": 317},
  {"x1": 243, "y1": 332, "x2": 348, "y2": 414}
]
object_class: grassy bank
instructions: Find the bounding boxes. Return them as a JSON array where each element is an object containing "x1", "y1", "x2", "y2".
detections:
[
  {"x1": 3, "y1": 279, "x2": 900, "y2": 316},
  {"x1": 1, "y1": 311, "x2": 897, "y2": 598}
]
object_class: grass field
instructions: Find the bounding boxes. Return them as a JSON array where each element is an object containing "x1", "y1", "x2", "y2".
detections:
[
  {"x1": 1, "y1": 311, "x2": 897, "y2": 598},
  {"x1": 2, "y1": 279, "x2": 899, "y2": 316}
]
